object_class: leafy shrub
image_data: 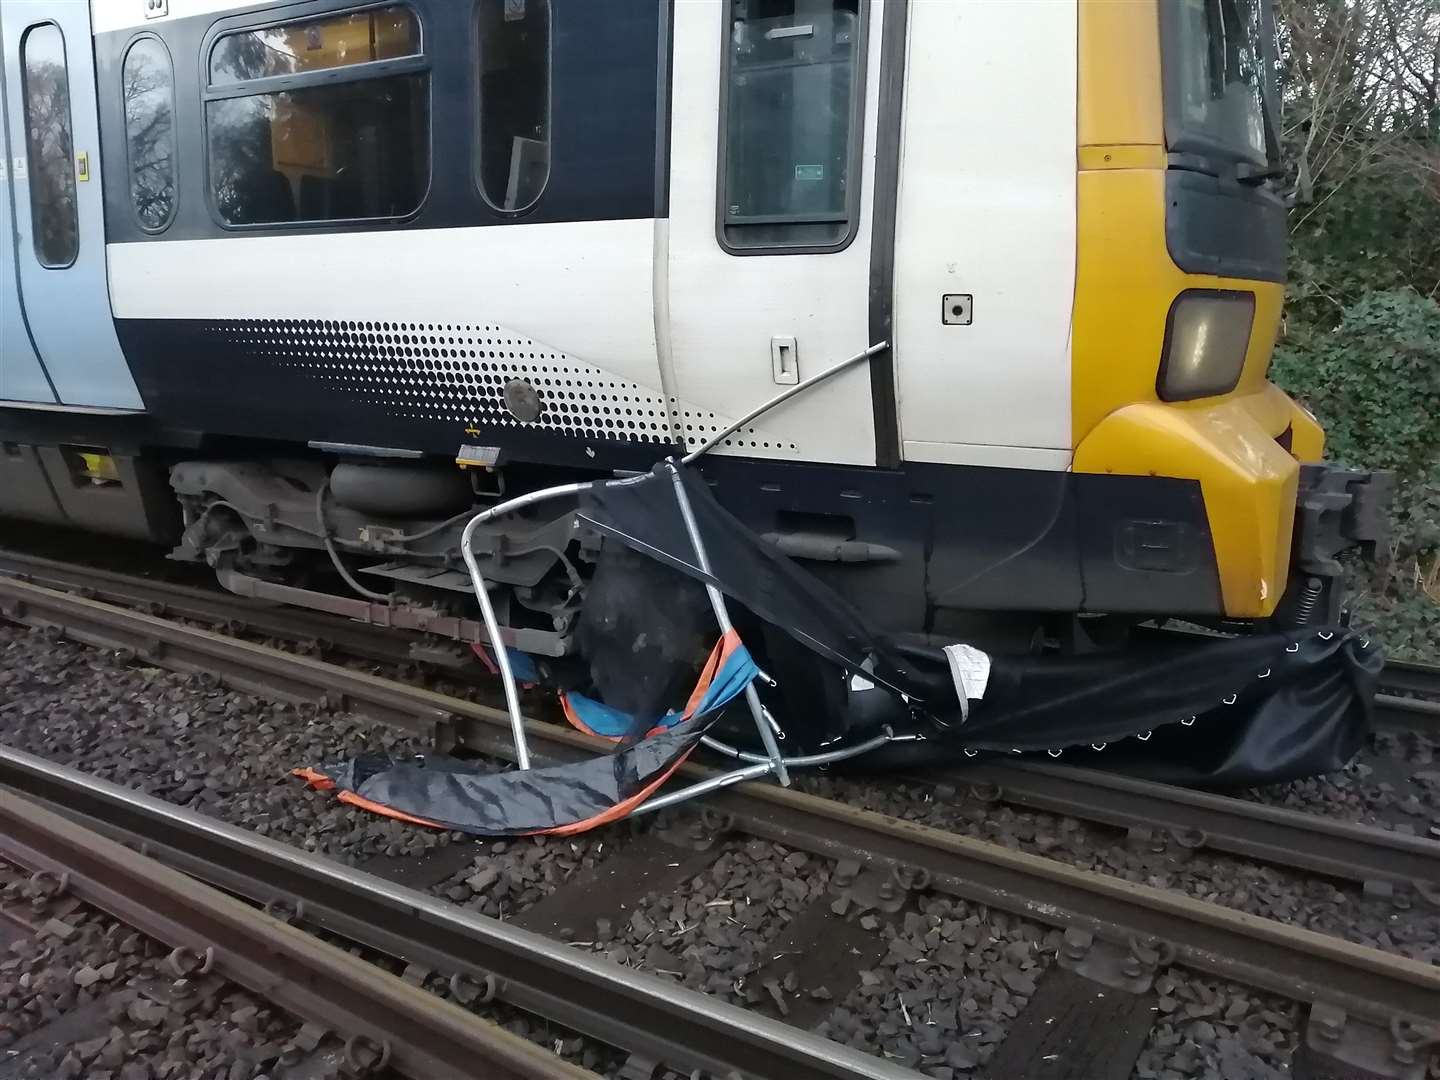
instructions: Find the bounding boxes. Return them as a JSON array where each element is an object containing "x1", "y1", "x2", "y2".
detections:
[{"x1": 1271, "y1": 288, "x2": 1440, "y2": 659}]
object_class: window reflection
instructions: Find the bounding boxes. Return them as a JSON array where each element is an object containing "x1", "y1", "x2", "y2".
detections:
[
  {"x1": 124, "y1": 37, "x2": 177, "y2": 230},
  {"x1": 1171, "y1": 0, "x2": 1269, "y2": 162},
  {"x1": 21, "y1": 23, "x2": 79, "y2": 268},
  {"x1": 721, "y1": 0, "x2": 862, "y2": 251},
  {"x1": 208, "y1": 76, "x2": 428, "y2": 225},
  {"x1": 476, "y1": 0, "x2": 550, "y2": 212},
  {"x1": 206, "y1": 6, "x2": 428, "y2": 226},
  {"x1": 210, "y1": 7, "x2": 419, "y2": 85}
]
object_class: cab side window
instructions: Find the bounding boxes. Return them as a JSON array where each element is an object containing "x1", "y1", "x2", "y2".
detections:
[{"x1": 718, "y1": 0, "x2": 866, "y2": 253}]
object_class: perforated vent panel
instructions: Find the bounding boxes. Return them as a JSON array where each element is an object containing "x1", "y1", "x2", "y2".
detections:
[{"x1": 202, "y1": 319, "x2": 799, "y2": 454}]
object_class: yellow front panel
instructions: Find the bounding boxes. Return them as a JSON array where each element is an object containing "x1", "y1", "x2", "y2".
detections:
[
  {"x1": 1072, "y1": 170, "x2": 1287, "y2": 447},
  {"x1": 1077, "y1": 0, "x2": 1163, "y2": 147},
  {"x1": 1073, "y1": 0, "x2": 1308, "y2": 618},
  {"x1": 1074, "y1": 389, "x2": 1299, "y2": 616}
]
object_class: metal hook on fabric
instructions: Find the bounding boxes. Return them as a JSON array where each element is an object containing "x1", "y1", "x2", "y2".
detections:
[
  {"x1": 1090, "y1": 742, "x2": 1107, "y2": 751},
  {"x1": 1222, "y1": 693, "x2": 1238, "y2": 705},
  {"x1": 1318, "y1": 631, "x2": 1334, "y2": 641},
  {"x1": 760, "y1": 705, "x2": 785, "y2": 741},
  {"x1": 1136, "y1": 730, "x2": 1153, "y2": 742},
  {"x1": 1258, "y1": 668, "x2": 1271, "y2": 679},
  {"x1": 1046, "y1": 748, "x2": 1063, "y2": 758},
  {"x1": 1286, "y1": 642, "x2": 1300, "y2": 653},
  {"x1": 1181, "y1": 716, "x2": 1196, "y2": 727}
]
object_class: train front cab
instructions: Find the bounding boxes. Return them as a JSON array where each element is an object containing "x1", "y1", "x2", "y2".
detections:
[{"x1": 1067, "y1": 0, "x2": 1386, "y2": 628}]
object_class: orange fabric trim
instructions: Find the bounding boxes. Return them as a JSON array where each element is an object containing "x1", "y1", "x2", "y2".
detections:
[
  {"x1": 291, "y1": 767, "x2": 336, "y2": 791},
  {"x1": 560, "y1": 692, "x2": 605, "y2": 738},
  {"x1": 335, "y1": 789, "x2": 445, "y2": 830},
  {"x1": 535, "y1": 745, "x2": 694, "y2": 837},
  {"x1": 679, "y1": 638, "x2": 725, "y2": 720}
]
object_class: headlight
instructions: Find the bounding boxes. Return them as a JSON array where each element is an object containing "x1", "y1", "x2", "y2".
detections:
[{"x1": 1157, "y1": 290, "x2": 1255, "y2": 402}]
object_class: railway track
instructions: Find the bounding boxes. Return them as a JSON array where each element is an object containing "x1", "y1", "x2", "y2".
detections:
[
  {"x1": 1, "y1": 549, "x2": 1438, "y2": 877},
  {"x1": 4, "y1": 547, "x2": 1439, "y2": 708},
  {"x1": 3, "y1": 573, "x2": 1440, "y2": 1078},
  {"x1": 0, "y1": 784, "x2": 591, "y2": 1080},
  {"x1": 0, "y1": 748, "x2": 908, "y2": 1080},
  {"x1": 2, "y1": 549, "x2": 1439, "y2": 887}
]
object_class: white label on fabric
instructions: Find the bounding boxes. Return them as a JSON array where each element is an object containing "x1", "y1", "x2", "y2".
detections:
[
  {"x1": 849, "y1": 672, "x2": 875, "y2": 692},
  {"x1": 944, "y1": 643, "x2": 992, "y2": 704}
]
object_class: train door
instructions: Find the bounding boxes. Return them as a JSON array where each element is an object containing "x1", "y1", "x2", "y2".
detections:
[
  {"x1": 890, "y1": 2, "x2": 1077, "y2": 470},
  {"x1": 664, "y1": 0, "x2": 886, "y2": 467},
  {"x1": 0, "y1": 0, "x2": 143, "y2": 409}
]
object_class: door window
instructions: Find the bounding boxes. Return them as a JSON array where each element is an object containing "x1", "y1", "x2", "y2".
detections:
[
  {"x1": 718, "y1": 0, "x2": 866, "y2": 253},
  {"x1": 123, "y1": 37, "x2": 178, "y2": 231},
  {"x1": 475, "y1": 0, "x2": 551, "y2": 213},
  {"x1": 20, "y1": 23, "x2": 79, "y2": 268},
  {"x1": 205, "y1": 6, "x2": 429, "y2": 226}
]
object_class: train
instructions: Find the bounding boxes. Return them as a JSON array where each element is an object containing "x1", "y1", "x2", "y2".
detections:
[{"x1": 0, "y1": 0, "x2": 1390, "y2": 781}]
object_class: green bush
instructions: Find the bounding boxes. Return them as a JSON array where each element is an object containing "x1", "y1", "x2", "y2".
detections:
[{"x1": 1271, "y1": 288, "x2": 1440, "y2": 659}]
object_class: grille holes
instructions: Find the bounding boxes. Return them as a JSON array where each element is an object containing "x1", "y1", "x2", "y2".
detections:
[{"x1": 201, "y1": 318, "x2": 801, "y2": 454}]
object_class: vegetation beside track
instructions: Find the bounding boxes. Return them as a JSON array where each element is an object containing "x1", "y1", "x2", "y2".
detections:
[{"x1": 1268, "y1": 1, "x2": 1440, "y2": 660}]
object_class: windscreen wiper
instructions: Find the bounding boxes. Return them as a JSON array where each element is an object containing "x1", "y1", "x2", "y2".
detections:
[{"x1": 1236, "y1": 160, "x2": 1285, "y2": 185}]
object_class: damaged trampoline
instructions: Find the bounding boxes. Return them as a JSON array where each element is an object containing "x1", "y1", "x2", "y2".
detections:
[{"x1": 296, "y1": 341, "x2": 1383, "y2": 835}]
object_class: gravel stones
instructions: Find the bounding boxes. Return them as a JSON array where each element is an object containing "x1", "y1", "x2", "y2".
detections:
[
  {"x1": 574, "y1": 839, "x2": 831, "y2": 1006},
  {"x1": 0, "y1": 859, "x2": 304, "y2": 1080},
  {"x1": 1245, "y1": 730, "x2": 1440, "y2": 839},
  {"x1": 802, "y1": 772, "x2": 1440, "y2": 963},
  {"x1": 4, "y1": 614, "x2": 1424, "y2": 1078},
  {"x1": 1131, "y1": 972, "x2": 1298, "y2": 1080},
  {"x1": 0, "y1": 624, "x2": 628, "y2": 1073},
  {"x1": 0, "y1": 625, "x2": 444, "y2": 868},
  {"x1": 815, "y1": 895, "x2": 1053, "y2": 1075}
]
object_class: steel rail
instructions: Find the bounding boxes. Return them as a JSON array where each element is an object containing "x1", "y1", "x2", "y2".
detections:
[
  {"x1": 0, "y1": 547, "x2": 420, "y2": 667},
  {"x1": 1375, "y1": 693, "x2": 1440, "y2": 737},
  {"x1": 0, "y1": 748, "x2": 917, "y2": 1080},
  {"x1": 2, "y1": 577, "x2": 1438, "y2": 1028},
  {"x1": 926, "y1": 760, "x2": 1440, "y2": 888},
  {"x1": 0, "y1": 786, "x2": 590, "y2": 1080},
  {"x1": 7, "y1": 548, "x2": 1436, "y2": 716},
  {"x1": 1383, "y1": 658, "x2": 1440, "y2": 702}
]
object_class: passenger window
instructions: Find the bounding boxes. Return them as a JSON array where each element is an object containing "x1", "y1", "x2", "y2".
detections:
[
  {"x1": 205, "y1": 6, "x2": 428, "y2": 226},
  {"x1": 476, "y1": 0, "x2": 551, "y2": 212},
  {"x1": 123, "y1": 37, "x2": 178, "y2": 231},
  {"x1": 20, "y1": 23, "x2": 79, "y2": 268},
  {"x1": 719, "y1": 0, "x2": 865, "y2": 253},
  {"x1": 209, "y1": 7, "x2": 420, "y2": 84}
]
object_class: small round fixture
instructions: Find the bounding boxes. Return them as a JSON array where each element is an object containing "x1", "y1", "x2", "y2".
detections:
[{"x1": 503, "y1": 379, "x2": 543, "y2": 423}]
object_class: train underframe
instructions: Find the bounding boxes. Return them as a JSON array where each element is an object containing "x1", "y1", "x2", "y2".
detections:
[{"x1": 0, "y1": 418, "x2": 1391, "y2": 697}]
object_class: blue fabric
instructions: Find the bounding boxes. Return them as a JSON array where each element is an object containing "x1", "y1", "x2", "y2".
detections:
[
  {"x1": 507, "y1": 649, "x2": 540, "y2": 683},
  {"x1": 695, "y1": 644, "x2": 760, "y2": 716},
  {"x1": 566, "y1": 644, "x2": 758, "y2": 739},
  {"x1": 565, "y1": 693, "x2": 639, "y2": 738}
]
